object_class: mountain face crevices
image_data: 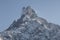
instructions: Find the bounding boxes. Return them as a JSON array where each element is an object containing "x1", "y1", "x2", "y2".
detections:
[{"x1": 0, "y1": 6, "x2": 60, "y2": 40}]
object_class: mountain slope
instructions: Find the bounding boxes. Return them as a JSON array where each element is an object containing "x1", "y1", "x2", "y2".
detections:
[{"x1": 0, "y1": 6, "x2": 60, "y2": 40}]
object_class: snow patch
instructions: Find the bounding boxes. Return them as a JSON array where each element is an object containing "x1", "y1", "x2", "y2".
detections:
[{"x1": 0, "y1": 37, "x2": 3, "y2": 40}]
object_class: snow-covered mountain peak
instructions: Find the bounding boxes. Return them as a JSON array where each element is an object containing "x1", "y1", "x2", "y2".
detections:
[
  {"x1": 20, "y1": 6, "x2": 47, "y2": 24},
  {"x1": 6, "y1": 6, "x2": 48, "y2": 31},
  {"x1": 21, "y1": 6, "x2": 37, "y2": 19},
  {"x1": 0, "y1": 6, "x2": 60, "y2": 40}
]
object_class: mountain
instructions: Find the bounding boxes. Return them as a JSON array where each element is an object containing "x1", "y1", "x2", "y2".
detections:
[{"x1": 0, "y1": 6, "x2": 60, "y2": 40}]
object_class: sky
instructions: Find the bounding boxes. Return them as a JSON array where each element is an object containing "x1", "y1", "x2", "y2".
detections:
[{"x1": 0, "y1": 0, "x2": 60, "y2": 32}]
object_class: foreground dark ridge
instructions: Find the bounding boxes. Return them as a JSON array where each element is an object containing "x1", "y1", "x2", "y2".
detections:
[{"x1": 0, "y1": 6, "x2": 60, "y2": 40}]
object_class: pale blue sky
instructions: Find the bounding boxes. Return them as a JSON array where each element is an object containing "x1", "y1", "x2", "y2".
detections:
[{"x1": 0, "y1": 0, "x2": 60, "y2": 32}]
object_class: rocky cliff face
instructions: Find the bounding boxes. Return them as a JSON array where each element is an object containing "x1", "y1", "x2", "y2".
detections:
[{"x1": 0, "y1": 6, "x2": 60, "y2": 40}]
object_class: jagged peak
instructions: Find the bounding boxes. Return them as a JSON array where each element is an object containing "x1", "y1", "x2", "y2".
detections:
[{"x1": 22, "y1": 6, "x2": 37, "y2": 18}]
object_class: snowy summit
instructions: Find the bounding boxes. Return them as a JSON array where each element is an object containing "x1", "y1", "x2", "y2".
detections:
[{"x1": 0, "y1": 6, "x2": 60, "y2": 40}]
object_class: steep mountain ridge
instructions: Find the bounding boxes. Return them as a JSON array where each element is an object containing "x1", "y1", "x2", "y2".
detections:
[
  {"x1": 6, "y1": 6, "x2": 47, "y2": 31},
  {"x1": 0, "y1": 6, "x2": 60, "y2": 40}
]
